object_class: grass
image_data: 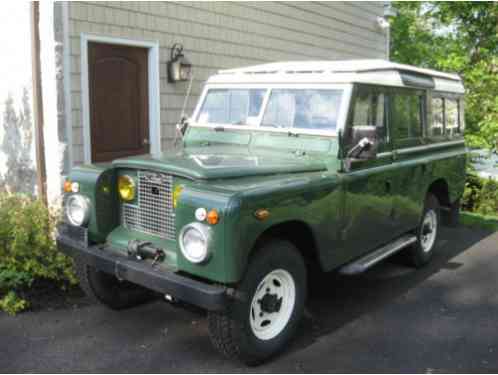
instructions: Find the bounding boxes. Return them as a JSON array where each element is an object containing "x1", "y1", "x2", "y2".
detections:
[{"x1": 460, "y1": 211, "x2": 498, "y2": 232}]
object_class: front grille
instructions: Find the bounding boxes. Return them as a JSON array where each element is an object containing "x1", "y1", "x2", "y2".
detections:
[{"x1": 121, "y1": 171, "x2": 175, "y2": 240}]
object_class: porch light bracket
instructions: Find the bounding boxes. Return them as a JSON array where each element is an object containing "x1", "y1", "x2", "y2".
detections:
[{"x1": 167, "y1": 43, "x2": 192, "y2": 83}]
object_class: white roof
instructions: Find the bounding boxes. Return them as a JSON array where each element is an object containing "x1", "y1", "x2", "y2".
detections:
[{"x1": 207, "y1": 59, "x2": 464, "y2": 93}]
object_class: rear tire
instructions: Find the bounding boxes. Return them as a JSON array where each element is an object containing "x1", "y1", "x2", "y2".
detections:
[
  {"x1": 74, "y1": 258, "x2": 155, "y2": 310},
  {"x1": 407, "y1": 193, "x2": 440, "y2": 267},
  {"x1": 207, "y1": 240, "x2": 307, "y2": 365}
]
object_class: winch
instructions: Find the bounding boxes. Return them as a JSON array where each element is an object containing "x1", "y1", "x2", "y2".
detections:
[{"x1": 127, "y1": 240, "x2": 165, "y2": 265}]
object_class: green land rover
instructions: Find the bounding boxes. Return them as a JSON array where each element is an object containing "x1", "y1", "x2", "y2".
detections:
[{"x1": 58, "y1": 60, "x2": 466, "y2": 364}]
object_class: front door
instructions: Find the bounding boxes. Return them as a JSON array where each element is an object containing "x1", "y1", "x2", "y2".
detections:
[
  {"x1": 341, "y1": 85, "x2": 394, "y2": 261},
  {"x1": 88, "y1": 42, "x2": 149, "y2": 162}
]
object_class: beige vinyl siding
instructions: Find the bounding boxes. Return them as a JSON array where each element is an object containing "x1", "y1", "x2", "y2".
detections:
[{"x1": 65, "y1": 1, "x2": 387, "y2": 165}]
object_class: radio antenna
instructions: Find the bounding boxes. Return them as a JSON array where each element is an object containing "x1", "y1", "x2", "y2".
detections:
[
  {"x1": 174, "y1": 74, "x2": 194, "y2": 146},
  {"x1": 180, "y1": 73, "x2": 194, "y2": 121}
]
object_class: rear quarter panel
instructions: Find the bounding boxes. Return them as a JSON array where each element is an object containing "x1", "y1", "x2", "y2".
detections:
[{"x1": 392, "y1": 140, "x2": 466, "y2": 232}]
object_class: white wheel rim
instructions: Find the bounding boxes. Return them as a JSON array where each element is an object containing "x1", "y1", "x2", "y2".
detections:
[
  {"x1": 421, "y1": 209, "x2": 438, "y2": 253},
  {"x1": 249, "y1": 269, "x2": 296, "y2": 341}
]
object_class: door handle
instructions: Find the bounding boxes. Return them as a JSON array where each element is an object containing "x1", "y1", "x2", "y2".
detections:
[
  {"x1": 385, "y1": 180, "x2": 391, "y2": 193},
  {"x1": 142, "y1": 138, "x2": 150, "y2": 145}
]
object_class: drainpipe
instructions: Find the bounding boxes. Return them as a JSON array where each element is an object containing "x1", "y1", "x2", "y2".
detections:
[{"x1": 30, "y1": 1, "x2": 48, "y2": 205}]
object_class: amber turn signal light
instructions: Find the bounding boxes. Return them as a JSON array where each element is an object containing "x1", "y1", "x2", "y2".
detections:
[
  {"x1": 254, "y1": 208, "x2": 270, "y2": 221},
  {"x1": 206, "y1": 209, "x2": 219, "y2": 225},
  {"x1": 63, "y1": 180, "x2": 72, "y2": 193}
]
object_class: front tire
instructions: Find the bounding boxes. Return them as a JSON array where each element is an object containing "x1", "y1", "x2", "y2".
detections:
[
  {"x1": 74, "y1": 258, "x2": 155, "y2": 310},
  {"x1": 407, "y1": 193, "x2": 440, "y2": 267},
  {"x1": 208, "y1": 240, "x2": 307, "y2": 365}
]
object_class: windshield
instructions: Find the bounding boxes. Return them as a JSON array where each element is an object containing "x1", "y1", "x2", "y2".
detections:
[
  {"x1": 262, "y1": 89, "x2": 341, "y2": 131},
  {"x1": 197, "y1": 88, "x2": 343, "y2": 132},
  {"x1": 197, "y1": 89, "x2": 266, "y2": 125}
]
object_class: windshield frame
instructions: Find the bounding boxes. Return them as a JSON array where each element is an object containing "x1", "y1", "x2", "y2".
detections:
[{"x1": 191, "y1": 83, "x2": 353, "y2": 137}]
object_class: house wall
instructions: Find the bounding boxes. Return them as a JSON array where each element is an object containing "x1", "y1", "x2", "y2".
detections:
[{"x1": 62, "y1": 1, "x2": 388, "y2": 166}]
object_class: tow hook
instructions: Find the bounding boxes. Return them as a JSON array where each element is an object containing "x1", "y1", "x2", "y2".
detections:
[{"x1": 127, "y1": 240, "x2": 165, "y2": 265}]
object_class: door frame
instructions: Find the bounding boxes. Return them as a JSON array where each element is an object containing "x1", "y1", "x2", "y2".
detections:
[{"x1": 80, "y1": 33, "x2": 161, "y2": 164}]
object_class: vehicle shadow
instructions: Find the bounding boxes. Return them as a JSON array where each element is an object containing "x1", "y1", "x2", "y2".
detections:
[{"x1": 286, "y1": 225, "x2": 494, "y2": 355}]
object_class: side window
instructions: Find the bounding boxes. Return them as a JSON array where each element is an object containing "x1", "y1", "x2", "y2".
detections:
[
  {"x1": 351, "y1": 88, "x2": 387, "y2": 143},
  {"x1": 429, "y1": 97, "x2": 444, "y2": 136},
  {"x1": 458, "y1": 99, "x2": 465, "y2": 133},
  {"x1": 445, "y1": 98, "x2": 459, "y2": 136},
  {"x1": 392, "y1": 92, "x2": 423, "y2": 140},
  {"x1": 428, "y1": 96, "x2": 464, "y2": 138}
]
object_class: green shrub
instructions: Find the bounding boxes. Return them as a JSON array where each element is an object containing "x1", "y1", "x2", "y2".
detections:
[
  {"x1": 0, "y1": 291, "x2": 28, "y2": 315},
  {"x1": 0, "y1": 193, "x2": 77, "y2": 315},
  {"x1": 462, "y1": 173, "x2": 484, "y2": 211},
  {"x1": 462, "y1": 173, "x2": 498, "y2": 217}
]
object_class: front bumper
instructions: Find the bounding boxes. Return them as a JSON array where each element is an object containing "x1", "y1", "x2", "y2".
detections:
[{"x1": 57, "y1": 233, "x2": 228, "y2": 311}]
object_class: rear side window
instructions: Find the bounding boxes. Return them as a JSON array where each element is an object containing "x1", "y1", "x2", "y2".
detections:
[
  {"x1": 392, "y1": 93, "x2": 423, "y2": 140},
  {"x1": 429, "y1": 96, "x2": 463, "y2": 137},
  {"x1": 429, "y1": 97, "x2": 444, "y2": 136},
  {"x1": 445, "y1": 99, "x2": 459, "y2": 136}
]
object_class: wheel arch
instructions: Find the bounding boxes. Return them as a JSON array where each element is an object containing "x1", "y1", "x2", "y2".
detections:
[
  {"x1": 427, "y1": 177, "x2": 460, "y2": 226},
  {"x1": 427, "y1": 178, "x2": 450, "y2": 207},
  {"x1": 251, "y1": 220, "x2": 323, "y2": 270}
]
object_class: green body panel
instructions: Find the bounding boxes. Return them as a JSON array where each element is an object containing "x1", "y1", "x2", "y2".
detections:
[
  {"x1": 111, "y1": 146, "x2": 329, "y2": 181},
  {"x1": 106, "y1": 226, "x2": 178, "y2": 271},
  {"x1": 64, "y1": 91, "x2": 466, "y2": 285},
  {"x1": 66, "y1": 163, "x2": 117, "y2": 243}
]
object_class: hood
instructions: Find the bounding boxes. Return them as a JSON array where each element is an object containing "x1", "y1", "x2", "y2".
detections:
[{"x1": 112, "y1": 146, "x2": 327, "y2": 180}]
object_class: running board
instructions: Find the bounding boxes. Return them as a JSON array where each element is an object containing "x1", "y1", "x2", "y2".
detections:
[{"x1": 339, "y1": 235, "x2": 417, "y2": 275}]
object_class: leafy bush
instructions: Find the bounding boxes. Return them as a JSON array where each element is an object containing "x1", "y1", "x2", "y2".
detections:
[
  {"x1": 462, "y1": 173, "x2": 483, "y2": 211},
  {"x1": 0, "y1": 193, "x2": 77, "y2": 315},
  {"x1": 462, "y1": 173, "x2": 498, "y2": 216}
]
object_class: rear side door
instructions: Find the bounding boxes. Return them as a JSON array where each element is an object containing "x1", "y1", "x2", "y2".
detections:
[{"x1": 341, "y1": 84, "x2": 394, "y2": 261}]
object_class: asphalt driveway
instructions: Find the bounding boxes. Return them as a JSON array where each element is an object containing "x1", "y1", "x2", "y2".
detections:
[{"x1": 2, "y1": 225, "x2": 498, "y2": 373}]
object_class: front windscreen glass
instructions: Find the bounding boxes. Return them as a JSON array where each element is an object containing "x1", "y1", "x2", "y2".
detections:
[
  {"x1": 261, "y1": 89, "x2": 342, "y2": 132},
  {"x1": 197, "y1": 89, "x2": 266, "y2": 126}
]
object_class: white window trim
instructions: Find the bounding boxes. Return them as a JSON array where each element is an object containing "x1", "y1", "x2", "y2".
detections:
[
  {"x1": 190, "y1": 83, "x2": 353, "y2": 138},
  {"x1": 80, "y1": 33, "x2": 161, "y2": 164}
]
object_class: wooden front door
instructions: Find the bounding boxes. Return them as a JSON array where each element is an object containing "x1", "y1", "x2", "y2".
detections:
[{"x1": 88, "y1": 42, "x2": 149, "y2": 162}]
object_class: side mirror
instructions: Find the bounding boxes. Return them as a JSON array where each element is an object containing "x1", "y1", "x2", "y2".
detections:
[{"x1": 346, "y1": 125, "x2": 378, "y2": 160}]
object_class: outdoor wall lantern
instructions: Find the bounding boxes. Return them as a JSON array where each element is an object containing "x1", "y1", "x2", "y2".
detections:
[{"x1": 167, "y1": 43, "x2": 192, "y2": 83}]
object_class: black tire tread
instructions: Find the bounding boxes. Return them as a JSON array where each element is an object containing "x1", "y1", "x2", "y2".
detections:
[
  {"x1": 207, "y1": 239, "x2": 306, "y2": 365},
  {"x1": 74, "y1": 256, "x2": 104, "y2": 305},
  {"x1": 207, "y1": 310, "x2": 240, "y2": 359},
  {"x1": 74, "y1": 256, "x2": 154, "y2": 310}
]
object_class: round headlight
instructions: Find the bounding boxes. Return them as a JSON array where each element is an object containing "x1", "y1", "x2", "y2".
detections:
[
  {"x1": 118, "y1": 175, "x2": 135, "y2": 201},
  {"x1": 179, "y1": 223, "x2": 210, "y2": 263},
  {"x1": 65, "y1": 194, "x2": 90, "y2": 227}
]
